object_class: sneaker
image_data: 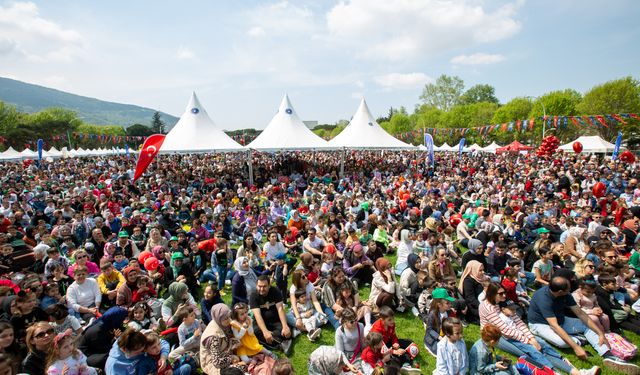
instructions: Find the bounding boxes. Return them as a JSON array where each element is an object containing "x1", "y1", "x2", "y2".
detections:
[
  {"x1": 225, "y1": 279, "x2": 231, "y2": 285},
  {"x1": 461, "y1": 319, "x2": 469, "y2": 328},
  {"x1": 603, "y1": 356, "x2": 639, "y2": 375},
  {"x1": 292, "y1": 328, "x2": 301, "y2": 338},
  {"x1": 308, "y1": 328, "x2": 321, "y2": 341},
  {"x1": 281, "y1": 339, "x2": 292, "y2": 356},
  {"x1": 396, "y1": 305, "x2": 406, "y2": 313},
  {"x1": 411, "y1": 306, "x2": 419, "y2": 317},
  {"x1": 579, "y1": 366, "x2": 601, "y2": 375},
  {"x1": 400, "y1": 363, "x2": 422, "y2": 374}
]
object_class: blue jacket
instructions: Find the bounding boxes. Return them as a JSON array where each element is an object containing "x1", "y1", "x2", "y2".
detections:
[{"x1": 105, "y1": 341, "x2": 156, "y2": 375}]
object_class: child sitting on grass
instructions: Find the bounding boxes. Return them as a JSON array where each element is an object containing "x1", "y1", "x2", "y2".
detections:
[
  {"x1": 469, "y1": 324, "x2": 518, "y2": 375},
  {"x1": 230, "y1": 302, "x2": 276, "y2": 363},
  {"x1": 293, "y1": 289, "x2": 326, "y2": 341},
  {"x1": 435, "y1": 317, "x2": 468, "y2": 375},
  {"x1": 424, "y1": 288, "x2": 456, "y2": 358},
  {"x1": 369, "y1": 306, "x2": 420, "y2": 373}
]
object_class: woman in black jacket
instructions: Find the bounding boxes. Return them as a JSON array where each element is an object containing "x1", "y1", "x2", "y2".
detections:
[
  {"x1": 78, "y1": 306, "x2": 128, "y2": 369},
  {"x1": 21, "y1": 321, "x2": 54, "y2": 375},
  {"x1": 458, "y1": 260, "x2": 486, "y2": 323}
]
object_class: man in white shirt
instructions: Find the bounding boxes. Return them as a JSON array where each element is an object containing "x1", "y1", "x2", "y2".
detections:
[{"x1": 303, "y1": 228, "x2": 325, "y2": 257}]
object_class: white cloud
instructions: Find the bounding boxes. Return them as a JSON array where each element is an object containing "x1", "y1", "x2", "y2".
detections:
[
  {"x1": 247, "y1": 26, "x2": 265, "y2": 37},
  {"x1": 176, "y1": 46, "x2": 195, "y2": 60},
  {"x1": 326, "y1": 0, "x2": 522, "y2": 60},
  {"x1": 0, "y1": 2, "x2": 84, "y2": 62},
  {"x1": 374, "y1": 72, "x2": 432, "y2": 90},
  {"x1": 451, "y1": 53, "x2": 505, "y2": 65}
]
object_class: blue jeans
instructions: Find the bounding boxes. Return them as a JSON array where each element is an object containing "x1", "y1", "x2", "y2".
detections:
[
  {"x1": 529, "y1": 317, "x2": 609, "y2": 356},
  {"x1": 286, "y1": 303, "x2": 339, "y2": 329},
  {"x1": 523, "y1": 272, "x2": 536, "y2": 286},
  {"x1": 200, "y1": 269, "x2": 217, "y2": 283},
  {"x1": 174, "y1": 364, "x2": 191, "y2": 375},
  {"x1": 497, "y1": 337, "x2": 573, "y2": 374}
]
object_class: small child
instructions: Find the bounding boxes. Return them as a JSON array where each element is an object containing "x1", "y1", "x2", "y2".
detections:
[
  {"x1": 127, "y1": 301, "x2": 158, "y2": 331},
  {"x1": 272, "y1": 253, "x2": 289, "y2": 303},
  {"x1": 334, "y1": 283, "x2": 373, "y2": 331},
  {"x1": 424, "y1": 288, "x2": 456, "y2": 357},
  {"x1": 46, "y1": 329, "x2": 97, "y2": 375},
  {"x1": 469, "y1": 324, "x2": 518, "y2": 375},
  {"x1": 361, "y1": 331, "x2": 397, "y2": 375},
  {"x1": 417, "y1": 279, "x2": 437, "y2": 318},
  {"x1": 0, "y1": 244, "x2": 15, "y2": 274},
  {"x1": 169, "y1": 306, "x2": 204, "y2": 363},
  {"x1": 307, "y1": 259, "x2": 321, "y2": 286},
  {"x1": 434, "y1": 317, "x2": 468, "y2": 375},
  {"x1": 369, "y1": 306, "x2": 420, "y2": 372},
  {"x1": 200, "y1": 283, "x2": 224, "y2": 326},
  {"x1": 294, "y1": 289, "x2": 326, "y2": 341},
  {"x1": 501, "y1": 267, "x2": 529, "y2": 312},
  {"x1": 112, "y1": 250, "x2": 129, "y2": 271},
  {"x1": 230, "y1": 302, "x2": 275, "y2": 363},
  {"x1": 145, "y1": 331, "x2": 191, "y2": 375},
  {"x1": 46, "y1": 304, "x2": 82, "y2": 336},
  {"x1": 532, "y1": 247, "x2": 554, "y2": 286},
  {"x1": 572, "y1": 277, "x2": 610, "y2": 333},
  {"x1": 41, "y1": 282, "x2": 65, "y2": 310},
  {"x1": 131, "y1": 275, "x2": 156, "y2": 303},
  {"x1": 321, "y1": 246, "x2": 337, "y2": 278}
]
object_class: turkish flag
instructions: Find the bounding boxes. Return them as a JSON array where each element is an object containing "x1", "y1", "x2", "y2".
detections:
[{"x1": 133, "y1": 134, "x2": 166, "y2": 181}]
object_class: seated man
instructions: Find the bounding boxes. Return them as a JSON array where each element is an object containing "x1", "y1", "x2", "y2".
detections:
[
  {"x1": 249, "y1": 275, "x2": 295, "y2": 355},
  {"x1": 302, "y1": 228, "x2": 325, "y2": 258},
  {"x1": 528, "y1": 276, "x2": 638, "y2": 373}
]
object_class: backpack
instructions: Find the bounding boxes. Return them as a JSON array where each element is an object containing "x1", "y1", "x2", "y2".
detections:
[
  {"x1": 605, "y1": 332, "x2": 637, "y2": 361},
  {"x1": 516, "y1": 355, "x2": 556, "y2": 375}
]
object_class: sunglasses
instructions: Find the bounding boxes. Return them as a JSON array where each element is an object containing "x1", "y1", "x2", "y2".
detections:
[
  {"x1": 585, "y1": 265, "x2": 595, "y2": 269},
  {"x1": 76, "y1": 255, "x2": 87, "y2": 259},
  {"x1": 35, "y1": 328, "x2": 55, "y2": 339}
]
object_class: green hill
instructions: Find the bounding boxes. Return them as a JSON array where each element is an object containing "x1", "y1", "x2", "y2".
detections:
[{"x1": 0, "y1": 77, "x2": 178, "y2": 128}]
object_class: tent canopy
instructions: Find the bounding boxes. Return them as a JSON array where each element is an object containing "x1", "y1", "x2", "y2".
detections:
[
  {"x1": 481, "y1": 142, "x2": 501, "y2": 153},
  {"x1": 328, "y1": 98, "x2": 413, "y2": 149},
  {"x1": 161, "y1": 92, "x2": 244, "y2": 153},
  {"x1": 496, "y1": 140, "x2": 534, "y2": 154},
  {"x1": 559, "y1": 135, "x2": 616, "y2": 153},
  {"x1": 248, "y1": 94, "x2": 328, "y2": 151}
]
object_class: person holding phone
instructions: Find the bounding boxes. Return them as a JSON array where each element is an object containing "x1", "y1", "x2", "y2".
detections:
[{"x1": 469, "y1": 324, "x2": 518, "y2": 375}]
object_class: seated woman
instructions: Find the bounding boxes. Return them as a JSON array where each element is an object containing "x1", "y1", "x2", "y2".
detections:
[
  {"x1": 67, "y1": 250, "x2": 100, "y2": 278},
  {"x1": 287, "y1": 269, "x2": 334, "y2": 331},
  {"x1": 200, "y1": 304, "x2": 247, "y2": 374},
  {"x1": 78, "y1": 307, "x2": 128, "y2": 369},
  {"x1": 399, "y1": 253, "x2": 421, "y2": 314},
  {"x1": 231, "y1": 256, "x2": 266, "y2": 306},
  {"x1": 66, "y1": 265, "x2": 102, "y2": 322},
  {"x1": 459, "y1": 260, "x2": 485, "y2": 323},
  {"x1": 369, "y1": 258, "x2": 402, "y2": 311},
  {"x1": 308, "y1": 345, "x2": 360, "y2": 375},
  {"x1": 22, "y1": 321, "x2": 55, "y2": 375}
]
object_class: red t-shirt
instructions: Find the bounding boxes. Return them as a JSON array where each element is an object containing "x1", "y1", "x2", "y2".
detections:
[
  {"x1": 370, "y1": 319, "x2": 399, "y2": 346},
  {"x1": 361, "y1": 346, "x2": 383, "y2": 367}
]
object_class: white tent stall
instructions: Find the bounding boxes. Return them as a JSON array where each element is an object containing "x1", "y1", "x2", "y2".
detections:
[
  {"x1": 481, "y1": 142, "x2": 500, "y2": 153},
  {"x1": 248, "y1": 94, "x2": 329, "y2": 151},
  {"x1": 559, "y1": 135, "x2": 616, "y2": 153},
  {"x1": 161, "y1": 92, "x2": 244, "y2": 153},
  {"x1": 329, "y1": 98, "x2": 413, "y2": 149},
  {"x1": 19, "y1": 148, "x2": 37, "y2": 159},
  {"x1": 0, "y1": 147, "x2": 22, "y2": 161}
]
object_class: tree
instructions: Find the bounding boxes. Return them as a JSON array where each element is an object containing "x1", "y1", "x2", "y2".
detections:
[
  {"x1": 576, "y1": 77, "x2": 640, "y2": 144},
  {"x1": 459, "y1": 84, "x2": 499, "y2": 105},
  {"x1": 419, "y1": 75, "x2": 465, "y2": 111},
  {"x1": 150, "y1": 111, "x2": 166, "y2": 134},
  {"x1": 126, "y1": 124, "x2": 154, "y2": 136},
  {"x1": 527, "y1": 89, "x2": 582, "y2": 143}
]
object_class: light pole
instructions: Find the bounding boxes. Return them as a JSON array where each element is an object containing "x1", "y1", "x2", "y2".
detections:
[{"x1": 525, "y1": 96, "x2": 547, "y2": 140}]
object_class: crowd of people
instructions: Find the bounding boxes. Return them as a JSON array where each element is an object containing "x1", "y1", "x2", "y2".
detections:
[{"x1": 0, "y1": 149, "x2": 639, "y2": 375}]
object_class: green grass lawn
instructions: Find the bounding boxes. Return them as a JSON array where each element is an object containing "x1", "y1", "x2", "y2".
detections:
[{"x1": 218, "y1": 250, "x2": 640, "y2": 374}]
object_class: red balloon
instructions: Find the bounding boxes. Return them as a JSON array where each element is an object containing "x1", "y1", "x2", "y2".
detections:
[
  {"x1": 573, "y1": 142, "x2": 583, "y2": 154},
  {"x1": 449, "y1": 213, "x2": 462, "y2": 227},
  {"x1": 592, "y1": 182, "x2": 606, "y2": 198},
  {"x1": 138, "y1": 250, "x2": 153, "y2": 265},
  {"x1": 620, "y1": 150, "x2": 636, "y2": 163}
]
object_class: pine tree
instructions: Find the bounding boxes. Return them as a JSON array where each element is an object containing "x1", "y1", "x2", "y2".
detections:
[{"x1": 150, "y1": 111, "x2": 165, "y2": 134}]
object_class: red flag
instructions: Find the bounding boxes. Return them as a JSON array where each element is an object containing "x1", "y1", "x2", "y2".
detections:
[
  {"x1": 611, "y1": 114, "x2": 626, "y2": 124},
  {"x1": 133, "y1": 134, "x2": 165, "y2": 181},
  {"x1": 571, "y1": 117, "x2": 580, "y2": 127},
  {"x1": 630, "y1": 113, "x2": 640, "y2": 120},
  {"x1": 595, "y1": 115, "x2": 608, "y2": 128}
]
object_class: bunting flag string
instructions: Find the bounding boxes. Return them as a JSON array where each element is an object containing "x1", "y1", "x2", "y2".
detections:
[{"x1": 395, "y1": 113, "x2": 639, "y2": 139}]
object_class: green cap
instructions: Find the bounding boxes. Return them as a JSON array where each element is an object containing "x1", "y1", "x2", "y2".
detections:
[
  {"x1": 537, "y1": 228, "x2": 550, "y2": 234},
  {"x1": 432, "y1": 288, "x2": 455, "y2": 302},
  {"x1": 171, "y1": 251, "x2": 185, "y2": 260},
  {"x1": 118, "y1": 230, "x2": 129, "y2": 238},
  {"x1": 169, "y1": 236, "x2": 178, "y2": 242}
]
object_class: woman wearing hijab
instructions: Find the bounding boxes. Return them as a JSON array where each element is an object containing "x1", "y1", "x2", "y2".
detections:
[
  {"x1": 621, "y1": 219, "x2": 638, "y2": 253},
  {"x1": 461, "y1": 239, "x2": 487, "y2": 270},
  {"x1": 399, "y1": 253, "x2": 421, "y2": 315},
  {"x1": 308, "y1": 345, "x2": 360, "y2": 375},
  {"x1": 200, "y1": 304, "x2": 247, "y2": 375},
  {"x1": 115, "y1": 266, "x2": 139, "y2": 308},
  {"x1": 459, "y1": 260, "x2": 486, "y2": 323},
  {"x1": 161, "y1": 282, "x2": 200, "y2": 328},
  {"x1": 369, "y1": 258, "x2": 402, "y2": 310},
  {"x1": 564, "y1": 226, "x2": 589, "y2": 260},
  {"x1": 394, "y1": 229, "x2": 414, "y2": 275},
  {"x1": 78, "y1": 306, "x2": 128, "y2": 369},
  {"x1": 231, "y1": 256, "x2": 258, "y2": 306}
]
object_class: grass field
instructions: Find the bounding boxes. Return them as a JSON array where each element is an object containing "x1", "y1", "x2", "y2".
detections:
[{"x1": 218, "y1": 250, "x2": 640, "y2": 374}]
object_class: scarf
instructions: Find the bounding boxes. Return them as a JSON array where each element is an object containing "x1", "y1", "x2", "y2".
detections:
[
  {"x1": 375, "y1": 258, "x2": 391, "y2": 283},
  {"x1": 95, "y1": 306, "x2": 128, "y2": 331},
  {"x1": 233, "y1": 256, "x2": 258, "y2": 293},
  {"x1": 467, "y1": 239, "x2": 482, "y2": 254},
  {"x1": 152, "y1": 245, "x2": 164, "y2": 260},
  {"x1": 407, "y1": 253, "x2": 420, "y2": 274},
  {"x1": 308, "y1": 346, "x2": 346, "y2": 374},
  {"x1": 458, "y1": 260, "x2": 484, "y2": 294},
  {"x1": 162, "y1": 282, "x2": 188, "y2": 313},
  {"x1": 623, "y1": 220, "x2": 637, "y2": 234},
  {"x1": 211, "y1": 303, "x2": 233, "y2": 338}
]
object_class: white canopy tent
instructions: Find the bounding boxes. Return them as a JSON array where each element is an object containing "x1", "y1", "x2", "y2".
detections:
[
  {"x1": 161, "y1": 92, "x2": 244, "y2": 153},
  {"x1": 48, "y1": 147, "x2": 62, "y2": 158},
  {"x1": 248, "y1": 94, "x2": 329, "y2": 151},
  {"x1": 481, "y1": 142, "x2": 501, "y2": 153},
  {"x1": 559, "y1": 135, "x2": 617, "y2": 154},
  {"x1": 19, "y1": 148, "x2": 37, "y2": 159},
  {"x1": 329, "y1": 98, "x2": 413, "y2": 149},
  {"x1": 436, "y1": 142, "x2": 452, "y2": 152},
  {"x1": 468, "y1": 143, "x2": 482, "y2": 151},
  {"x1": 0, "y1": 147, "x2": 22, "y2": 160}
]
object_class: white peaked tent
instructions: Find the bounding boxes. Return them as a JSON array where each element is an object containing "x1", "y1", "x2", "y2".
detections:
[
  {"x1": 437, "y1": 142, "x2": 452, "y2": 152},
  {"x1": 329, "y1": 98, "x2": 413, "y2": 149},
  {"x1": 468, "y1": 143, "x2": 482, "y2": 151},
  {"x1": 20, "y1": 148, "x2": 37, "y2": 159},
  {"x1": 0, "y1": 147, "x2": 22, "y2": 160},
  {"x1": 248, "y1": 94, "x2": 328, "y2": 150},
  {"x1": 162, "y1": 92, "x2": 243, "y2": 153},
  {"x1": 559, "y1": 135, "x2": 617, "y2": 154},
  {"x1": 481, "y1": 142, "x2": 500, "y2": 153}
]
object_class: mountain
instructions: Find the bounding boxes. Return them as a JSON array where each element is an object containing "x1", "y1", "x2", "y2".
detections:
[{"x1": 0, "y1": 77, "x2": 178, "y2": 128}]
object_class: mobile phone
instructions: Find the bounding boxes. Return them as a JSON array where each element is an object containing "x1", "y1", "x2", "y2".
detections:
[{"x1": 502, "y1": 358, "x2": 512, "y2": 367}]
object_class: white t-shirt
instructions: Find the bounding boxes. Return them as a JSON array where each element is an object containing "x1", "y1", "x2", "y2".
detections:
[{"x1": 263, "y1": 241, "x2": 285, "y2": 261}]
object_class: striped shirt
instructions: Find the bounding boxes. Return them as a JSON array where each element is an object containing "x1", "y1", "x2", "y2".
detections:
[{"x1": 479, "y1": 300, "x2": 533, "y2": 343}]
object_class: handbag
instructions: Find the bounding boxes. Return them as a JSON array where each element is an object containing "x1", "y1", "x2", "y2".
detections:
[{"x1": 605, "y1": 332, "x2": 637, "y2": 361}]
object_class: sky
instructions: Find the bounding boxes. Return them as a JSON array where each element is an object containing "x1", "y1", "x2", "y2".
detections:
[{"x1": 0, "y1": 0, "x2": 639, "y2": 130}]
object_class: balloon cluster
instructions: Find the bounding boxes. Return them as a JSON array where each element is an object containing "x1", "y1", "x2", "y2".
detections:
[
  {"x1": 619, "y1": 150, "x2": 636, "y2": 164},
  {"x1": 536, "y1": 135, "x2": 560, "y2": 158}
]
